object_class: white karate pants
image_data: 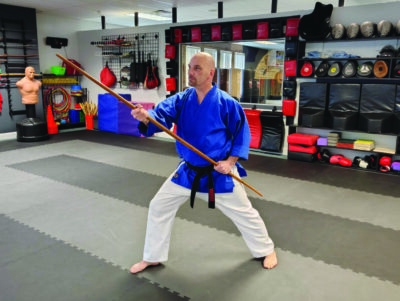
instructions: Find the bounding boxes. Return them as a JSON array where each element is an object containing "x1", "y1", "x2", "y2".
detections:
[{"x1": 143, "y1": 167, "x2": 275, "y2": 262}]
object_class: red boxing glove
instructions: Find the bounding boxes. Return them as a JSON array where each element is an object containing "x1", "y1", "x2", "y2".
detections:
[
  {"x1": 330, "y1": 155, "x2": 344, "y2": 164},
  {"x1": 380, "y1": 156, "x2": 391, "y2": 166},
  {"x1": 339, "y1": 158, "x2": 352, "y2": 167}
]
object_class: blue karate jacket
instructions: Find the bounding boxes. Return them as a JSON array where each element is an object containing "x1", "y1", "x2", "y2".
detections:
[{"x1": 140, "y1": 84, "x2": 250, "y2": 193}]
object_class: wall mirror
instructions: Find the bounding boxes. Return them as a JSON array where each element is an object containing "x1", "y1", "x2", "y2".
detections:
[{"x1": 179, "y1": 39, "x2": 285, "y2": 108}]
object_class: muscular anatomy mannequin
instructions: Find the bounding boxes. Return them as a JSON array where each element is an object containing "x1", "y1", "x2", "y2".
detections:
[{"x1": 16, "y1": 66, "x2": 41, "y2": 118}]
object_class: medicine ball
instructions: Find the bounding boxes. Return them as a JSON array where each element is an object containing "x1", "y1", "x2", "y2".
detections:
[
  {"x1": 396, "y1": 20, "x2": 400, "y2": 35},
  {"x1": 331, "y1": 24, "x2": 346, "y2": 39},
  {"x1": 347, "y1": 23, "x2": 360, "y2": 39},
  {"x1": 360, "y1": 21, "x2": 376, "y2": 38},
  {"x1": 377, "y1": 20, "x2": 393, "y2": 37}
]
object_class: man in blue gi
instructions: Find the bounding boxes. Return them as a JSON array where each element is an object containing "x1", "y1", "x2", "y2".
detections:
[{"x1": 130, "y1": 52, "x2": 277, "y2": 273}]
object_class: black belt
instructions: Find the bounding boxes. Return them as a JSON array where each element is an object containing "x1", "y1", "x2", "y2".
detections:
[{"x1": 185, "y1": 161, "x2": 215, "y2": 209}]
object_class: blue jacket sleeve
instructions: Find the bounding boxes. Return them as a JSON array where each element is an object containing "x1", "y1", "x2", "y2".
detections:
[
  {"x1": 226, "y1": 100, "x2": 250, "y2": 160},
  {"x1": 138, "y1": 94, "x2": 180, "y2": 137}
]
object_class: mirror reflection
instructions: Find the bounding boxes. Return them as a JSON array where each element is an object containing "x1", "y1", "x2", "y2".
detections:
[{"x1": 180, "y1": 39, "x2": 285, "y2": 107}]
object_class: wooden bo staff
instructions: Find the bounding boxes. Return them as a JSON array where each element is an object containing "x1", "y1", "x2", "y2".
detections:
[{"x1": 56, "y1": 53, "x2": 263, "y2": 197}]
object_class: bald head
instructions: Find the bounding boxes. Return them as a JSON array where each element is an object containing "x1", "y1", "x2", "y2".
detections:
[
  {"x1": 188, "y1": 52, "x2": 215, "y2": 90},
  {"x1": 192, "y1": 52, "x2": 215, "y2": 70}
]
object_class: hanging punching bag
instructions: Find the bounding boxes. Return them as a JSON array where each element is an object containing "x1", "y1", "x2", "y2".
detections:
[{"x1": 100, "y1": 62, "x2": 116, "y2": 87}]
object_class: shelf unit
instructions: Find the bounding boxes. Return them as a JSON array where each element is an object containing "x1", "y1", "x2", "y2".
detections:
[
  {"x1": 291, "y1": 34, "x2": 400, "y2": 174},
  {"x1": 41, "y1": 74, "x2": 86, "y2": 130},
  {"x1": 292, "y1": 126, "x2": 400, "y2": 174}
]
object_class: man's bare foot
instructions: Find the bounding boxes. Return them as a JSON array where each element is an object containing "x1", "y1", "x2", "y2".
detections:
[
  {"x1": 130, "y1": 260, "x2": 160, "y2": 274},
  {"x1": 263, "y1": 250, "x2": 278, "y2": 269}
]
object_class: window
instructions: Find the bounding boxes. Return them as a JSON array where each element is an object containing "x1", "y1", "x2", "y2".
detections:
[
  {"x1": 181, "y1": 45, "x2": 201, "y2": 88},
  {"x1": 234, "y1": 52, "x2": 245, "y2": 70},
  {"x1": 180, "y1": 39, "x2": 285, "y2": 108},
  {"x1": 204, "y1": 48, "x2": 218, "y2": 64},
  {"x1": 219, "y1": 50, "x2": 232, "y2": 69}
]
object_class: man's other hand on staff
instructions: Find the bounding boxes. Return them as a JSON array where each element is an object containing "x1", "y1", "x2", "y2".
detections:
[
  {"x1": 214, "y1": 156, "x2": 238, "y2": 174},
  {"x1": 131, "y1": 104, "x2": 150, "y2": 125}
]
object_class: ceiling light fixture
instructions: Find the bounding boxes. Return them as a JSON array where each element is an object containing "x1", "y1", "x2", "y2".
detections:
[{"x1": 127, "y1": 13, "x2": 170, "y2": 21}]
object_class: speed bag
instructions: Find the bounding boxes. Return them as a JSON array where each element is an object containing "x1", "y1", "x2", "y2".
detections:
[{"x1": 100, "y1": 66, "x2": 116, "y2": 87}]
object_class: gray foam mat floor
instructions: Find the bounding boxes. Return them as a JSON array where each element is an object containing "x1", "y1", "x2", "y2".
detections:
[
  {"x1": 8, "y1": 154, "x2": 400, "y2": 285},
  {"x1": 0, "y1": 214, "x2": 187, "y2": 301},
  {"x1": 2, "y1": 132, "x2": 400, "y2": 301}
]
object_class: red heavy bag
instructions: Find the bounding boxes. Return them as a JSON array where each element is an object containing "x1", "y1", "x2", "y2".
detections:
[{"x1": 100, "y1": 62, "x2": 116, "y2": 87}]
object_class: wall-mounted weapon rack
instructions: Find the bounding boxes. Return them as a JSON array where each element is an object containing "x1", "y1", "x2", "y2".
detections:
[
  {"x1": 93, "y1": 32, "x2": 159, "y2": 88},
  {"x1": 0, "y1": 18, "x2": 39, "y2": 117}
]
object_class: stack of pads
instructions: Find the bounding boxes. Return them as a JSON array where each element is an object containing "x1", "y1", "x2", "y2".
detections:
[
  {"x1": 337, "y1": 139, "x2": 356, "y2": 149},
  {"x1": 287, "y1": 133, "x2": 319, "y2": 162},
  {"x1": 354, "y1": 139, "x2": 375, "y2": 151},
  {"x1": 318, "y1": 132, "x2": 375, "y2": 150},
  {"x1": 327, "y1": 132, "x2": 340, "y2": 147}
]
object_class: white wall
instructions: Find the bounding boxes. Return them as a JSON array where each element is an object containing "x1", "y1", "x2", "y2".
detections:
[
  {"x1": 76, "y1": 24, "x2": 170, "y2": 106},
  {"x1": 36, "y1": 13, "x2": 107, "y2": 74}
]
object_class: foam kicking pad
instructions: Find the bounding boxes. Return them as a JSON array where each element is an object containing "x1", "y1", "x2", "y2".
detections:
[
  {"x1": 244, "y1": 109, "x2": 262, "y2": 149},
  {"x1": 357, "y1": 61, "x2": 374, "y2": 77},
  {"x1": 98, "y1": 93, "x2": 131, "y2": 133},
  {"x1": 300, "y1": 61, "x2": 315, "y2": 77},
  {"x1": 288, "y1": 144, "x2": 317, "y2": 154},
  {"x1": 374, "y1": 60, "x2": 389, "y2": 78},
  {"x1": 287, "y1": 133, "x2": 319, "y2": 145},
  {"x1": 315, "y1": 61, "x2": 330, "y2": 77},
  {"x1": 118, "y1": 101, "x2": 154, "y2": 137},
  {"x1": 259, "y1": 111, "x2": 283, "y2": 152},
  {"x1": 328, "y1": 62, "x2": 342, "y2": 77},
  {"x1": 288, "y1": 150, "x2": 316, "y2": 162},
  {"x1": 342, "y1": 61, "x2": 358, "y2": 78}
]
